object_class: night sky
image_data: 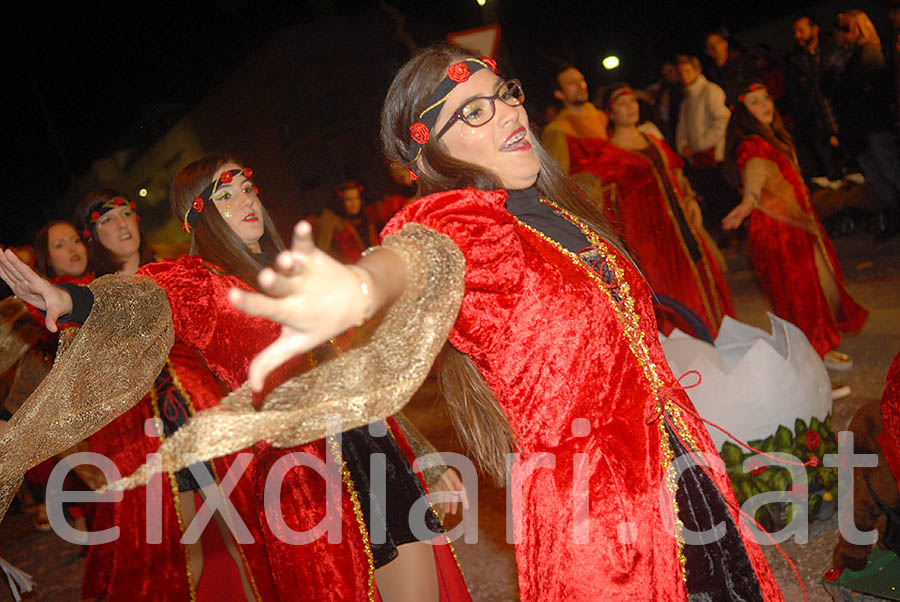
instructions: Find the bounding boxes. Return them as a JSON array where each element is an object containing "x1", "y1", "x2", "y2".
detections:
[{"x1": 5, "y1": 0, "x2": 878, "y2": 246}]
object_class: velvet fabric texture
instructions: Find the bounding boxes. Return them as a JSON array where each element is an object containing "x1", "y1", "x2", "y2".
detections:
[
  {"x1": 736, "y1": 136, "x2": 868, "y2": 357},
  {"x1": 572, "y1": 135, "x2": 735, "y2": 337},
  {"x1": 880, "y1": 352, "x2": 900, "y2": 497},
  {"x1": 139, "y1": 255, "x2": 468, "y2": 601},
  {"x1": 81, "y1": 340, "x2": 278, "y2": 602},
  {"x1": 382, "y1": 188, "x2": 783, "y2": 601}
]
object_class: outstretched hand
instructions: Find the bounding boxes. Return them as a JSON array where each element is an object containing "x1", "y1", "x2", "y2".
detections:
[
  {"x1": 722, "y1": 199, "x2": 755, "y2": 231},
  {"x1": 0, "y1": 248, "x2": 72, "y2": 332},
  {"x1": 229, "y1": 221, "x2": 372, "y2": 391}
]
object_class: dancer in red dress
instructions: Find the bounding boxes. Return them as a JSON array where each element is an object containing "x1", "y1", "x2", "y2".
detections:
[
  {"x1": 0, "y1": 164, "x2": 469, "y2": 602},
  {"x1": 723, "y1": 83, "x2": 868, "y2": 364},
  {"x1": 215, "y1": 46, "x2": 785, "y2": 601},
  {"x1": 573, "y1": 83, "x2": 734, "y2": 337},
  {"x1": 68, "y1": 190, "x2": 276, "y2": 602}
]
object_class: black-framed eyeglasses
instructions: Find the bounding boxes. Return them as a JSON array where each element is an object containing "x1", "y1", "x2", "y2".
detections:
[{"x1": 435, "y1": 79, "x2": 525, "y2": 140}]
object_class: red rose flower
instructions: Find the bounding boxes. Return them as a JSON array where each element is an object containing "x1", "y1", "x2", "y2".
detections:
[
  {"x1": 91, "y1": 211, "x2": 100, "y2": 221},
  {"x1": 243, "y1": 167, "x2": 253, "y2": 179},
  {"x1": 747, "y1": 458, "x2": 767, "y2": 476},
  {"x1": 805, "y1": 430, "x2": 821, "y2": 451},
  {"x1": 192, "y1": 197, "x2": 204, "y2": 212},
  {"x1": 409, "y1": 122, "x2": 430, "y2": 145},
  {"x1": 823, "y1": 568, "x2": 842, "y2": 582},
  {"x1": 447, "y1": 61, "x2": 471, "y2": 83},
  {"x1": 181, "y1": 221, "x2": 192, "y2": 234},
  {"x1": 482, "y1": 56, "x2": 497, "y2": 73},
  {"x1": 82, "y1": 229, "x2": 91, "y2": 240},
  {"x1": 220, "y1": 171, "x2": 233, "y2": 184},
  {"x1": 114, "y1": 198, "x2": 124, "y2": 206},
  {"x1": 130, "y1": 201, "x2": 137, "y2": 210},
  {"x1": 408, "y1": 168, "x2": 418, "y2": 182}
]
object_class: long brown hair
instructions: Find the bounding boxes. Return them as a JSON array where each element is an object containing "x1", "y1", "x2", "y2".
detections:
[
  {"x1": 33, "y1": 220, "x2": 88, "y2": 279},
  {"x1": 381, "y1": 44, "x2": 620, "y2": 484},
  {"x1": 169, "y1": 155, "x2": 285, "y2": 288},
  {"x1": 74, "y1": 189, "x2": 155, "y2": 276},
  {"x1": 724, "y1": 82, "x2": 796, "y2": 189},
  {"x1": 837, "y1": 10, "x2": 882, "y2": 49}
]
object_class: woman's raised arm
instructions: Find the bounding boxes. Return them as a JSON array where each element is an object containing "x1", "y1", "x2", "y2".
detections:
[
  {"x1": 229, "y1": 220, "x2": 408, "y2": 390},
  {"x1": 0, "y1": 249, "x2": 73, "y2": 332}
]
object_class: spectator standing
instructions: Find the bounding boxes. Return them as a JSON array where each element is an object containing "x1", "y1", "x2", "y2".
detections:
[
  {"x1": 785, "y1": 16, "x2": 845, "y2": 182},
  {"x1": 541, "y1": 64, "x2": 609, "y2": 172},
  {"x1": 704, "y1": 28, "x2": 762, "y2": 96},
  {"x1": 829, "y1": 10, "x2": 900, "y2": 240},
  {"x1": 675, "y1": 54, "x2": 739, "y2": 245}
]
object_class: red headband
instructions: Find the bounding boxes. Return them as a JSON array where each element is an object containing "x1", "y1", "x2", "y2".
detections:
[{"x1": 83, "y1": 197, "x2": 138, "y2": 241}]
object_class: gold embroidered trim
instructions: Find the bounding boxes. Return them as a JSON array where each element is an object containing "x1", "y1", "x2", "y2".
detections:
[
  {"x1": 150, "y1": 371, "x2": 196, "y2": 601},
  {"x1": 326, "y1": 434, "x2": 376, "y2": 601},
  {"x1": 514, "y1": 200, "x2": 696, "y2": 587}
]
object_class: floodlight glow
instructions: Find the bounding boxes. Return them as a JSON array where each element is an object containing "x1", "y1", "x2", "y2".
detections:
[
  {"x1": 138, "y1": 188, "x2": 148, "y2": 198},
  {"x1": 476, "y1": 0, "x2": 486, "y2": 5},
  {"x1": 602, "y1": 56, "x2": 620, "y2": 70}
]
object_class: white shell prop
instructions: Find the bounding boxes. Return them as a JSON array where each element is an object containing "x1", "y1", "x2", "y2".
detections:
[{"x1": 660, "y1": 313, "x2": 832, "y2": 450}]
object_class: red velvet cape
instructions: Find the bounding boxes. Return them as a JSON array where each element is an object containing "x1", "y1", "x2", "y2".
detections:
[
  {"x1": 880, "y1": 352, "x2": 900, "y2": 496},
  {"x1": 572, "y1": 136, "x2": 735, "y2": 337},
  {"x1": 383, "y1": 188, "x2": 783, "y2": 601},
  {"x1": 737, "y1": 137, "x2": 868, "y2": 357},
  {"x1": 89, "y1": 256, "x2": 467, "y2": 601}
]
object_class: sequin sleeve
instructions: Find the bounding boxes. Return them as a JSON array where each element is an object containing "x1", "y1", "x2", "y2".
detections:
[
  {"x1": 110, "y1": 223, "x2": 465, "y2": 489},
  {"x1": 0, "y1": 274, "x2": 174, "y2": 519}
]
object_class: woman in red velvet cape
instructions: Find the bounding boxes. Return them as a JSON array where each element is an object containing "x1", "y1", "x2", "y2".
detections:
[
  {"x1": 572, "y1": 84, "x2": 734, "y2": 337},
  {"x1": 723, "y1": 84, "x2": 867, "y2": 359},
  {"x1": 223, "y1": 47, "x2": 786, "y2": 602},
  {"x1": 65, "y1": 191, "x2": 277, "y2": 602}
]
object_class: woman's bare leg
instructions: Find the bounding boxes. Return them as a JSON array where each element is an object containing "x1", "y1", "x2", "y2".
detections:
[
  {"x1": 374, "y1": 541, "x2": 439, "y2": 602},
  {"x1": 212, "y1": 507, "x2": 255, "y2": 601},
  {"x1": 179, "y1": 491, "x2": 204, "y2": 588},
  {"x1": 813, "y1": 243, "x2": 840, "y2": 318}
]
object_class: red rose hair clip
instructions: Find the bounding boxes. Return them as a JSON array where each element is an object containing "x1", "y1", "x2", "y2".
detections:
[
  {"x1": 183, "y1": 167, "x2": 255, "y2": 234},
  {"x1": 82, "y1": 196, "x2": 135, "y2": 241},
  {"x1": 405, "y1": 55, "x2": 500, "y2": 173}
]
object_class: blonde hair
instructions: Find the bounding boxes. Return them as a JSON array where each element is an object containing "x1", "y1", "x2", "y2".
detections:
[{"x1": 837, "y1": 10, "x2": 882, "y2": 48}]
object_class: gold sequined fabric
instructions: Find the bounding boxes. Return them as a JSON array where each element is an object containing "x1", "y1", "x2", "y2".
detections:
[
  {"x1": 0, "y1": 297, "x2": 43, "y2": 376},
  {"x1": 110, "y1": 224, "x2": 465, "y2": 491},
  {"x1": 393, "y1": 411, "x2": 444, "y2": 490},
  {"x1": 0, "y1": 275, "x2": 174, "y2": 521}
]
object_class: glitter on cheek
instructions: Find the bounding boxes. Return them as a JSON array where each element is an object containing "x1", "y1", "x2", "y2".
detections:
[{"x1": 221, "y1": 205, "x2": 233, "y2": 219}]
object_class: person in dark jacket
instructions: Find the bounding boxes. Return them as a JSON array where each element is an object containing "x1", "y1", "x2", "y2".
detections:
[{"x1": 829, "y1": 10, "x2": 900, "y2": 240}]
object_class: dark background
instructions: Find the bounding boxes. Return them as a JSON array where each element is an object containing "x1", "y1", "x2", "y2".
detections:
[{"x1": 5, "y1": 0, "x2": 893, "y2": 246}]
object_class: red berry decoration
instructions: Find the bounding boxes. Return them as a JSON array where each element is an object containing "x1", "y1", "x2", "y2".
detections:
[
  {"x1": 409, "y1": 122, "x2": 430, "y2": 145},
  {"x1": 804, "y1": 430, "x2": 821, "y2": 451},
  {"x1": 823, "y1": 568, "x2": 842, "y2": 582},
  {"x1": 192, "y1": 197, "x2": 204, "y2": 212},
  {"x1": 220, "y1": 171, "x2": 234, "y2": 184},
  {"x1": 243, "y1": 167, "x2": 253, "y2": 179},
  {"x1": 447, "y1": 61, "x2": 471, "y2": 83},
  {"x1": 482, "y1": 56, "x2": 497, "y2": 73},
  {"x1": 91, "y1": 211, "x2": 100, "y2": 221}
]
